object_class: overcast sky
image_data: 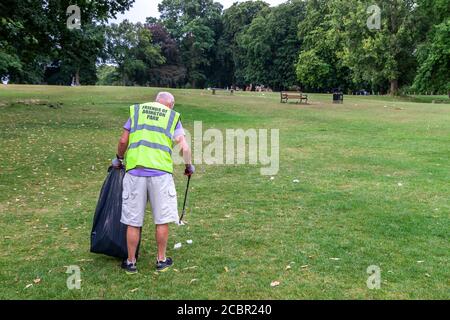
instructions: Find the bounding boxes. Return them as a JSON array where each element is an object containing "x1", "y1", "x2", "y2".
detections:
[{"x1": 111, "y1": 0, "x2": 287, "y2": 24}]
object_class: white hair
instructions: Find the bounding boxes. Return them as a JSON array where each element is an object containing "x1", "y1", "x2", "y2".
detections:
[{"x1": 155, "y1": 92, "x2": 175, "y2": 109}]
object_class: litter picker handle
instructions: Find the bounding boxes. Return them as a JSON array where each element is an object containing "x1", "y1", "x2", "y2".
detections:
[{"x1": 179, "y1": 175, "x2": 191, "y2": 224}]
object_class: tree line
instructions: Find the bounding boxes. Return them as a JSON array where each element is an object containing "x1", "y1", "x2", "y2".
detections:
[{"x1": 0, "y1": 0, "x2": 448, "y2": 94}]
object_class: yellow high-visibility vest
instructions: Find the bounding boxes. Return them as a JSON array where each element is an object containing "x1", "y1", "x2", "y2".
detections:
[{"x1": 125, "y1": 102, "x2": 180, "y2": 174}]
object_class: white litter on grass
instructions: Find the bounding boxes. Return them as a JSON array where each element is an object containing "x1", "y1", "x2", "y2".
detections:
[
  {"x1": 270, "y1": 177, "x2": 275, "y2": 180},
  {"x1": 186, "y1": 240, "x2": 193, "y2": 245},
  {"x1": 270, "y1": 281, "x2": 280, "y2": 287},
  {"x1": 174, "y1": 243, "x2": 182, "y2": 250},
  {"x1": 293, "y1": 179, "x2": 300, "y2": 183},
  {"x1": 398, "y1": 182, "x2": 403, "y2": 186},
  {"x1": 183, "y1": 266, "x2": 198, "y2": 270}
]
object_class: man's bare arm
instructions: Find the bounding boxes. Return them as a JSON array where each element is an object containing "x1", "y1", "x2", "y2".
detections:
[
  {"x1": 175, "y1": 134, "x2": 192, "y2": 165},
  {"x1": 117, "y1": 130, "x2": 130, "y2": 159}
]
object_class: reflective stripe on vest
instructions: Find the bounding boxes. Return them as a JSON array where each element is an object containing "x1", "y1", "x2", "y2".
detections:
[
  {"x1": 128, "y1": 140, "x2": 172, "y2": 155},
  {"x1": 125, "y1": 103, "x2": 180, "y2": 173}
]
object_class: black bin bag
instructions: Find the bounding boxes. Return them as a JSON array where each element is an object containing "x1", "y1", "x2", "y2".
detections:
[{"x1": 90, "y1": 166, "x2": 141, "y2": 259}]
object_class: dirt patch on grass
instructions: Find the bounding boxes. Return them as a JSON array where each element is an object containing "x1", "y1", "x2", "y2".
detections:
[
  {"x1": 14, "y1": 99, "x2": 63, "y2": 109},
  {"x1": 17, "y1": 99, "x2": 48, "y2": 105},
  {"x1": 0, "y1": 202, "x2": 9, "y2": 215}
]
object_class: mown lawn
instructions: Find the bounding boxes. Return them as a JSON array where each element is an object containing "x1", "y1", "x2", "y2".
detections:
[{"x1": 0, "y1": 85, "x2": 448, "y2": 299}]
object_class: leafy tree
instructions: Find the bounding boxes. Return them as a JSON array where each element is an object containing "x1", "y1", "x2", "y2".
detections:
[
  {"x1": 237, "y1": 0, "x2": 307, "y2": 90},
  {"x1": 147, "y1": 23, "x2": 180, "y2": 65},
  {"x1": 329, "y1": 0, "x2": 418, "y2": 95},
  {"x1": 52, "y1": 23, "x2": 105, "y2": 85},
  {"x1": 146, "y1": 23, "x2": 187, "y2": 87},
  {"x1": 105, "y1": 21, "x2": 165, "y2": 86},
  {"x1": 412, "y1": 0, "x2": 450, "y2": 94},
  {"x1": 46, "y1": 0, "x2": 135, "y2": 85},
  {"x1": 158, "y1": 0, "x2": 223, "y2": 88},
  {"x1": 296, "y1": 50, "x2": 331, "y2": 90},
  {"x1": 295, "y1": 0, "x2": 352, "y2": 92},
  {"x1": 412, "y1": 20, "x2": 450, "y2": 94},
  {"x1": 218, "y1": 1, "x2": 269, "y2": 86},
  {"x1": 96, "y1": 64, "x2": 120, "y2": 85},
  {"x1": 0, "y1": 0, "x2": 134, "y2": 84},
  {"x1": 0, "y1": 0, "x2": 53, "y2": 83},
  {"x1": 0, "y1": 43, "x2": 23, "y2": 80},
  {"x1": 2, "y1": 0, "x2": 447, "y2": 93}
]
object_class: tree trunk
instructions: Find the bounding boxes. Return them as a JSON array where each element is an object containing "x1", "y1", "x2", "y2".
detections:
[
  {"x1": 390, "y1": 79, "x2": 398, "y2": 96},
  {"x1": 75, "y1": 69, "x2": 80, "y2": 86}
]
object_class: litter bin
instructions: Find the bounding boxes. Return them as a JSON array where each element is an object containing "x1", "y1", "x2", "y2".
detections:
[{"x1": 333, "y1": 92, "x2": 344, "y2": 104}]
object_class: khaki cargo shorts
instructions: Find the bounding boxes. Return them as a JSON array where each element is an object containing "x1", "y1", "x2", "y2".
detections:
[{"x1": 121, "y1": 173, "x2": 179, "y2": 227}]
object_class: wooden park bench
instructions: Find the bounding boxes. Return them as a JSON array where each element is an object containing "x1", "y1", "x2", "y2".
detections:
[{"x1": 280, "y1": 91, "x2": 308, "y2": 104}]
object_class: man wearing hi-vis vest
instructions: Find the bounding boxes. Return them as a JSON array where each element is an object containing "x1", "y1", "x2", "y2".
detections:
[{"x1": 112, "y1": 92, "x2": 195, "y2": 274}]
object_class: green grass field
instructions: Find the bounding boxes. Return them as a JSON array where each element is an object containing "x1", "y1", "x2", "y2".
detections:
[{"x1": 0, "y1": 85, "x2": 449, "y2": 299}]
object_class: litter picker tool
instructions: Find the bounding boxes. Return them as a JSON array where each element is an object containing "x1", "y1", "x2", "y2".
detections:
[{"x1": 179, "y1": 175, "x2": 192, "y2": 225}]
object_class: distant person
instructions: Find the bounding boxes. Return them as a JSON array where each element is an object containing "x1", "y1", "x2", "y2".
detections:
[
  {"x1": 112, "y1": 92, "x2": 195, "y2": 274},
  {"x1": 2, "y1": 76, "x2": 9, "y2": 86}
]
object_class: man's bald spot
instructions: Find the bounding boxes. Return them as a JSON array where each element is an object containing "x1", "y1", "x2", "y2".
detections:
[{"x1": 156, "y1": 92, "x2": 175, "y2": 109}]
